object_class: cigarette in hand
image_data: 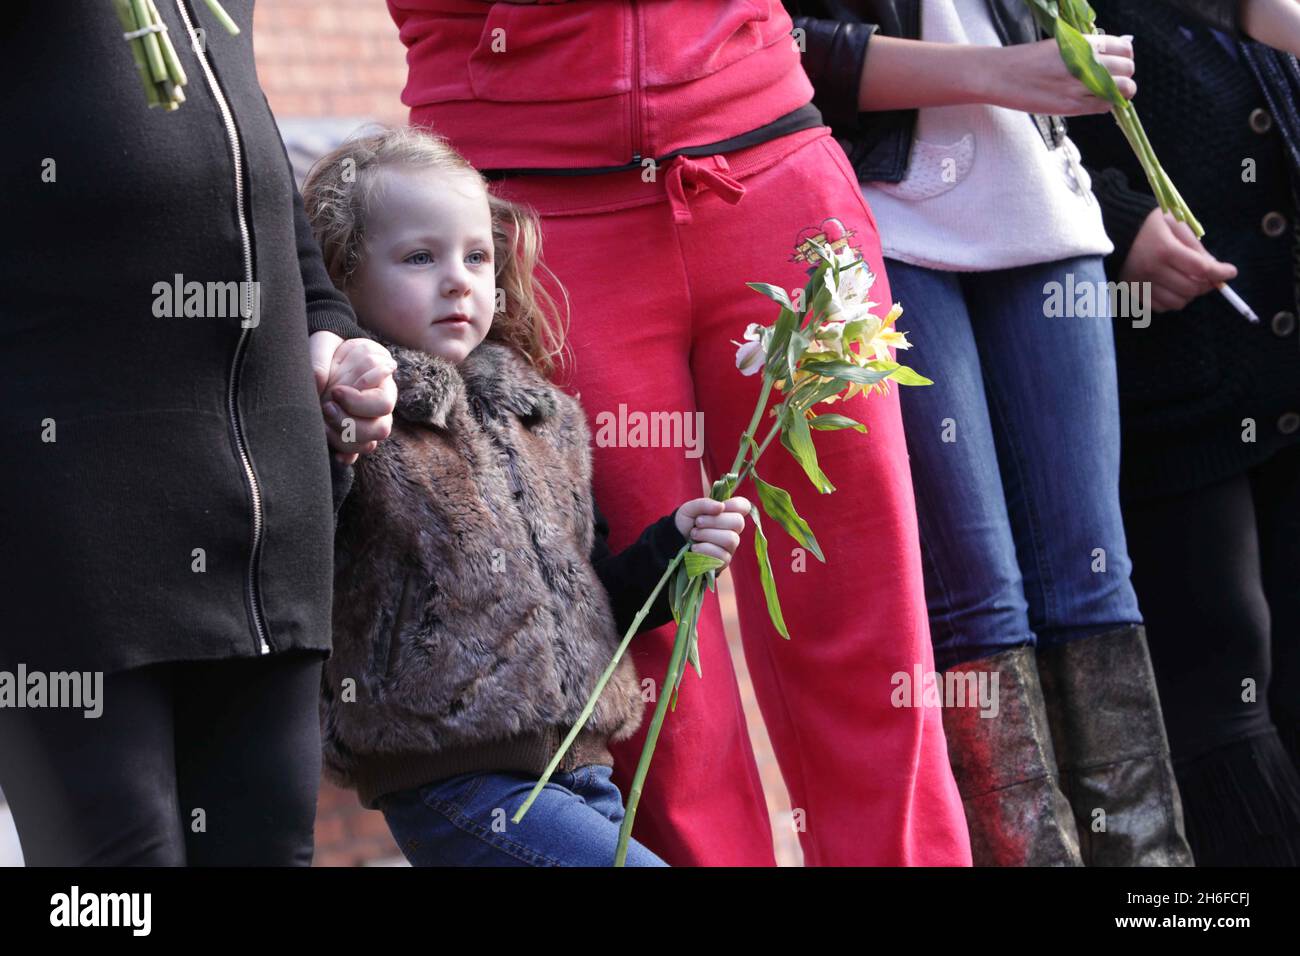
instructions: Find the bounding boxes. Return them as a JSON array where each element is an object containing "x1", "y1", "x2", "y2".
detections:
[{"x1": 1216, "y1": 283, "x2": 1260, "y2": 323}]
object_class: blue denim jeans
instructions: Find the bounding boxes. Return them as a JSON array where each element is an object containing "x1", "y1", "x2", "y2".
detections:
[
  {"x1": 377, "y1": 764, "x2": 669, "y2": 867},
  {"x1": 886, "y1": 255, "x2": 1142, "y2": 672}
]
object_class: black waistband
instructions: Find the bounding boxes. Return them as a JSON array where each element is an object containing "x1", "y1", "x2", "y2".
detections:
[{"x1": 480, "y1": 101, "x2": 825, "y2": 181}]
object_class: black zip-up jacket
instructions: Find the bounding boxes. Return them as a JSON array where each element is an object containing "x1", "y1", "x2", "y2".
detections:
[
  {"x1": 783, "y1": 0, "x2": 1245, "y2": 183},
  {"x1": 1, "y1": 1, "x2": 366, "y2": 673}
]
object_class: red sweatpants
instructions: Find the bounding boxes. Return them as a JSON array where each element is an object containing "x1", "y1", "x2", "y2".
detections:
[{"x1": 493, "y1": 126, "x2": 972, "y2": 866}]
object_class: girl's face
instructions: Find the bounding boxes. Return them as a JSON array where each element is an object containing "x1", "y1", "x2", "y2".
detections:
[{"x1": 347, "y1": 165, "x2": 496, "y2": 364}]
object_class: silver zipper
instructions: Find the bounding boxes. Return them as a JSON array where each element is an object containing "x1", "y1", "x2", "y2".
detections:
[{"x1": 174, "y1": 0, "x2": 271, "y2": 655}]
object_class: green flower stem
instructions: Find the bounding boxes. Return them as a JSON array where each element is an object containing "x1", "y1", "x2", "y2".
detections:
[
  {"x1": 734, "y1": 419, "x2": 783, "y2": 489},
  {"x1": 130, "y1": 0, "x2": 168, "y2": 83},
  {"x1": 1129, "y1": 108, "x2": 1204, "y2": 235},
  {"x1": 726, "y1": 374, "x2": 775, "y2": 478},
  {"x1": 614, "y1": 578, "x2": 704, "y2": 865},
  {"x1": 148, "y1": 0, "x2": 187, "y2": 89},
  {"x1": 203, "y1": 0, "x2": 241, "y2": 35},
  {"x1": 511, "y1": 539, "x2": 692, "y2": 824},
  {"x1": 729, "y1": 374, "x2": 826, "y2": 491},
  {"x1": 523, "y1": 343, "x2": 821, "y2": 859}
]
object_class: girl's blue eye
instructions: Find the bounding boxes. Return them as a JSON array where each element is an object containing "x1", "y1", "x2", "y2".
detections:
[
  {"x1": 406, "y1": 252, "x2": 432, "y2": 265},
  {"x1": 467, "y1": 251, "x2": 489, "y2": 266}
]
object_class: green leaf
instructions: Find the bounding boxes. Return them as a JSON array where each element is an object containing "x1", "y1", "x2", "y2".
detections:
[
  {"x1": 806, "y1": 236, "x2": 837, "y2": 267},
  {"x1": 1024, "y1": 0, "x2": 1062, "y2": 33},
  {"x1": 779, "y1": 407, "x2": 835, "y2": 493},
  {"x1": 750, "y1": 510, "x2": 790, "y2": 639},
  {"x1": 686, "y1": 620, "x2": 702, "y2": 680},
  {"x1": 1054, "y1": 18, "x2": 1125, "y2": 108},
  {"x1": 671, "y1": 584, "x2": 704, "y2": 707},
  {"x1": 684, "y1": 551, "x2": 725, "y2": 578},
  {"x1": 710, "y1": 471, "x2": 740, "y2": 501},
  {"x1": 746, "y1": 282, "x2": 795, "y2": 311},
  {"x1": 802, "y1": 262, "x2": 833, "y2": 327},
  {"x1": 667, "y1": 562, "x2": 688, "y2": 625},
  {"x1": 801, "y1": 359, "x2": 893, "y2": 388},
  {"x1": 885, "y1": 363, "x2": 934, "y2": 386},
  {"x1": 765, "y1": 307, "x2": 798, "y2": 378},
  {"x1": 753, "y1": 472, "x2": 825, "y2": 562},
  {"x1": 808, "y1": 412, "x2": 867, "y2": 433},
  {"x1": 796, "y1": 376, "x2": 850, "y2": 411},
  {"x1": 786, "y1": 327, "x2": 810, "y2": 385},
  {"x1": 1058, "y1": 0, "x2": 1096, "y2": 30}
]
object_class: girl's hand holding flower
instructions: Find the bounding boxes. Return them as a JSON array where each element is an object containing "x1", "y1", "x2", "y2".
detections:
[{"x1": 674, "y1": 497, "x2": 752, "y2": 570}]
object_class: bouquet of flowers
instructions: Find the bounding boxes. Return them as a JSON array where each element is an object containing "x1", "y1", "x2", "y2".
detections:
[
  {"x1": 1025, "y1": 0, "x2": 1204, "y2": 236},
  {"x1": 514, "y1": 237, "x2": 932, "y2": 865},
  {"x1": 112, "y1": 0, "x2": 239, "y2": 111}
]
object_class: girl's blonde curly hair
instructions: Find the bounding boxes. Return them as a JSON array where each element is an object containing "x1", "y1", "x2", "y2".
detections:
[{"x1": 302, "y1": 124, "x2": 570, "y2": 379}]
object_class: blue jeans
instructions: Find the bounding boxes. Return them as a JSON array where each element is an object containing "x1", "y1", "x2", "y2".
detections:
[
  {"x1": 887, "y1": 256, "x2": 1142, "y2": 672},
  {"x1": 377, "y1": 764, "x2": 669, "y2": 867}
]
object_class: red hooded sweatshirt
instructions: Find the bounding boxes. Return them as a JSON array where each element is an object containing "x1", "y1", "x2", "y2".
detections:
[{"x1": 387, "y1": 0, "x2": 816, "y2": 172}]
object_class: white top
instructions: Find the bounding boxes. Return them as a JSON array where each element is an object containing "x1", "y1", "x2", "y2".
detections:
[{"x1": 859, "y1": 0, "x2": 1114, "y2": 271}]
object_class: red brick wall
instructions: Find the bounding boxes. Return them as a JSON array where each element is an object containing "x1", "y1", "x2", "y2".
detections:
[
  {"x1": 314, "y1": 778, "x2": 402, "y2": 867},
  {"x1": 253, "y1": 0, "x2": 407, "y2": 123}
]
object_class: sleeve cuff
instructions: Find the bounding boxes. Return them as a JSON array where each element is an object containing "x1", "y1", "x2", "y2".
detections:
[
  {"x1": 307, "y1": 304, "x2": 371, "y2": 341},
  {"x1": 794, "y1": 16, "x2": 878, "y2": 135},
  {"x1": 1087, "y1": 166, "x2": 1161, "y2": 279}
]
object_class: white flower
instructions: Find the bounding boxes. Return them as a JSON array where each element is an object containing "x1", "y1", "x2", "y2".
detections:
[
  {"x1": 734, "y1": 322, "x2": 767, "y2": 376},
  {"x1": 736, "y1": 340, "x2": 765, "y2": 376},
  {"x1": 822, "y1": 254, "x2": 878, "y2": 325}
]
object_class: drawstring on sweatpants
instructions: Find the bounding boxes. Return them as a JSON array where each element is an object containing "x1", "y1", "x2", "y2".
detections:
[{"x1": 664, "y1": 153, "x2": 746, "y2": 225}]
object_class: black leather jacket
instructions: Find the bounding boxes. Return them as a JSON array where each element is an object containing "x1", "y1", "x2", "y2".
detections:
[{"x1": 783, "y1": 0, "x2": 1246, "y2": 182}]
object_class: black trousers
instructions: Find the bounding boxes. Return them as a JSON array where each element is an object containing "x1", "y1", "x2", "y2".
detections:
[
  {"x1": 1124, "y1": 443, "x2": 1300, "y2": 865},
  {"x1": 0, "y1": 650, "x2": 324, "y2": 866}
]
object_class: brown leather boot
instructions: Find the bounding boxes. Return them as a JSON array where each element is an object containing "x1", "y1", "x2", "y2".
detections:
[
  {"x1": 1037, "y1": 625, "x2": 1194, "y2": 866},
  {"x1": 940, "y1": 645, "x2": 1083, "y2": 866}
]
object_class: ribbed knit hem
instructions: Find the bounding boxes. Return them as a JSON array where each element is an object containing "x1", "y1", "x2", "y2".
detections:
[
  {"x1": 353, "y1": 728, "x2": 615, "y2": 811},
  {"x1": 306, "y1": 303, "x2": 370, "y2": 342},
  {"x1": 1173, "y1": 729, "x2": 1300, "y2": 866}
]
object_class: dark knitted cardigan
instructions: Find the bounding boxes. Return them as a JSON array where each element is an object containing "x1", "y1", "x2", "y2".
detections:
[{"x1": 1073, "y1": 1, "x2": 1300, "y2": 501}]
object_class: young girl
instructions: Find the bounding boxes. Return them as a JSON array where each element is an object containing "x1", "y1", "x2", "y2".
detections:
[{"x1": 302, "y1": 126, "x2": 751, "y2": 867}]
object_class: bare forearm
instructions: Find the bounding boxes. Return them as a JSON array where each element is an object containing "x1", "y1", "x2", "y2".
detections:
[
  {"x1": 856, "y1": 34, "x2": 1134, "y2": 118},
  {"x1": 857, "y1": 36, "x2": 999, "y2": 111},
  {"x1": 1240, "y1": 0, "x2": 1300, "y2": 55}
]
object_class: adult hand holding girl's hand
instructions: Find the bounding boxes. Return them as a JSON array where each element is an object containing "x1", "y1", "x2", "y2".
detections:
[
  {"x1": 309, "y1": 331, "x2": 398, "y2": 465},
  {"x1": 674, "y1": 496, "x2": 752, "y2": 571}
]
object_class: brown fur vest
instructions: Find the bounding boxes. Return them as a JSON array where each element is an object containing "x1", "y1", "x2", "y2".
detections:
[{"x1": 321, "y1": 339, "x2": 644, "y2": 807}]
